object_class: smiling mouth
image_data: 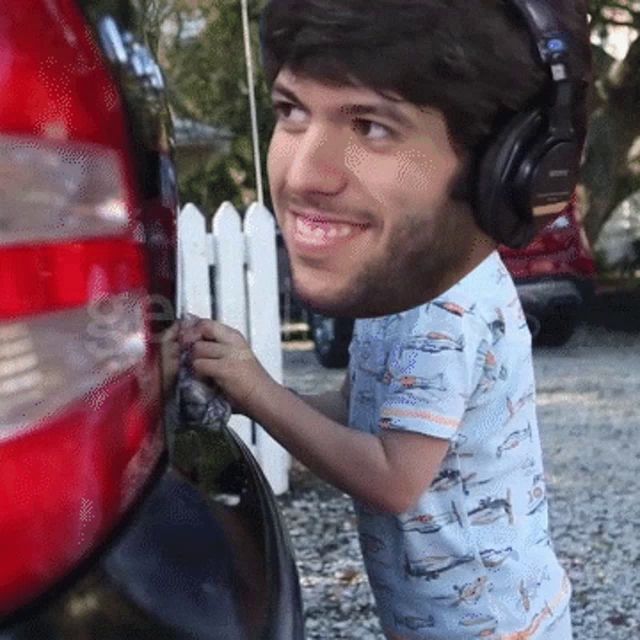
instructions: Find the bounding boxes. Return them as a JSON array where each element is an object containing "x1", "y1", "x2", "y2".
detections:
[{"x1": 290, "y1": 211, "x2": 370, "y2": 247}]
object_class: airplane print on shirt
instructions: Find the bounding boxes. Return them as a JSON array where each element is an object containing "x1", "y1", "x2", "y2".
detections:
[
  {"x1": 401, "y1": 331, "x2": 466, "y2": 355},
  {"x1": 430, "y1": 468, "x2": 493, "y2": 495},
  {"x1": 433, "y1": 300, "x2": 476, "y2": 318},
  {"x1": 497, "y1": 422, "x2": 534, "y2": 458},
  {"x1": 431, "y1": 575, "x2": 491, "y2": 607},
  {"x1": 467, "y1": 345, "x2": 508, "y2": 408},
  {"x1": 486, "y1": 308, "x2": 506, "y2": 345},
  {"x1": 396, "y1": 501, "x2": 463, "y2": 534},
  {"x1": 389, "y1": 372, "x2": 448, "y2": 403},
  {"x1": 404, "y1": 552, "x2": 477, "y2": 581}
]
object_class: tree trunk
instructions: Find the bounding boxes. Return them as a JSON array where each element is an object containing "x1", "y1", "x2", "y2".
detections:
[{"x1": 581, "y1": 35, "x2": 640, "y2": 244}]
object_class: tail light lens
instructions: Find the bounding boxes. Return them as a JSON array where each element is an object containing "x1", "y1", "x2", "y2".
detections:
[
  {"x1": 0, "y1": 137, "x2": 130, "y2": 245},
  {"x1": 0, "y1": 0, "x2": 164, "y2": 615}
]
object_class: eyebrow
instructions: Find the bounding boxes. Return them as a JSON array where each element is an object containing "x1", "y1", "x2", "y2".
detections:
[{"x1": 271, "y1": 81, "x2": 417, "y2": 131}]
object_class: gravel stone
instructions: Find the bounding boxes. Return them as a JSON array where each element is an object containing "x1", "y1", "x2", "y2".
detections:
[{"x1": 278, "y1": 324, "x2": 640, "y2": 639}]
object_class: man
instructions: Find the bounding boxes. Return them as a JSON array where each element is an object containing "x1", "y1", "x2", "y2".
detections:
[{"x1": 181, "y1": 1, "x2": 591, "y2": 637}]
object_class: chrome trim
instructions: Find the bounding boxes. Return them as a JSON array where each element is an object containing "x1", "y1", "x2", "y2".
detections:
[
  {"x1": 98, "y1": 15, "x2": 128, "y2": 65},
  {"x1": 97, "y1": 15, "x2": 165, "y2": 91}
]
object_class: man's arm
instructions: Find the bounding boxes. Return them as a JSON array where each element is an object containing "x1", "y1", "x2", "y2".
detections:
[
  {"x1": 295, "y1": 372, "x2": 350, "y2": 424},
  {"x1": 186, "y1": 319, "x2": 449, "y2": 515},
  {"x1": 247, "y1": 379, "x2": 449, "y2": 515}
]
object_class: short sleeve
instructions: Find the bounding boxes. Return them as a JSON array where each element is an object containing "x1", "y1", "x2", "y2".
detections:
[{"x1": 379, "y1": 307, "x2": 490, "y2": 440}]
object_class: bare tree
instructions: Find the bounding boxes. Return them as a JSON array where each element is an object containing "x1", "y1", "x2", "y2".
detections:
[{"x1": 582, "y1": 0, "x2": 640, "y2": 243}]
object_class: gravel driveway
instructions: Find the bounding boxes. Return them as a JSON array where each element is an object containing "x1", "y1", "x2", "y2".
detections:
[{"x1": 278, "y1": 321, "x2": 640, "y2": 639}]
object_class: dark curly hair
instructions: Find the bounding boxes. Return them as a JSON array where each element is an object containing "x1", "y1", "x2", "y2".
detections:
[{"x1": 259, "y1": 0, "x2": 591, "y2": 197}]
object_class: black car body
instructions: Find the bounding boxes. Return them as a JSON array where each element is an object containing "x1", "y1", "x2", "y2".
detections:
[{"x1": 0, "y1": 1, "x2": 303, "y2": 637}]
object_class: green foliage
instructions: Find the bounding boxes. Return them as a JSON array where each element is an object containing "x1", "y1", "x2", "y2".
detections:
[
  {"x1": 178, "y1": 157, "x2": 241, "y2": 220},
  {"x1": 148, "y1": 0, "x2": 274, "y2": 214}
]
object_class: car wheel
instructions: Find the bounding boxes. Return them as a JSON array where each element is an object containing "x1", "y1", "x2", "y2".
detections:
[
  {"x1": 309, "y1": 314, "x2": 354, "y2": 368},
  {"x1": 534, "y1": 308, "x2": 578, "y2": 347}
]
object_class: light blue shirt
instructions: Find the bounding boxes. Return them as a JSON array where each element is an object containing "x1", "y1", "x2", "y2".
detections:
[{"x1": 348, "y1": 251, "x2": 571, "y2": 639}]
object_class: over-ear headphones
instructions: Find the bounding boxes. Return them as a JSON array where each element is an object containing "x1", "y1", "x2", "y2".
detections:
[{"x1": 474, "y1": 0, "x2": 583, "y2": 249}]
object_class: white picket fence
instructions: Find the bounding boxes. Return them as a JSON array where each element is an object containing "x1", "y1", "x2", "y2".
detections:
[{"x1": 176, "y1": 201, "x2": 290, "y2": 495}]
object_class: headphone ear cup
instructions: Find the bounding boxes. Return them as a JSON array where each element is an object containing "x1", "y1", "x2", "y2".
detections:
[
  {"x1": 514, "y1": 135, "x2": 581, "y2": 219},
  {"x1": 474, "y1": 109, "x2": 544, "y2": 247}
]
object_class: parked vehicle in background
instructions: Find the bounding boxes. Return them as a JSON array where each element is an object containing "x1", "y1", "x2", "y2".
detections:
[
  {"x1": 500, "y1": 198, "x2": 596, "y2": 346},
  {"x1": 0, "y1": 1, "x2": 303, "y2": 637},
  {"x1": 293, "y1": 201, "x2": 596, "y2": 367}
]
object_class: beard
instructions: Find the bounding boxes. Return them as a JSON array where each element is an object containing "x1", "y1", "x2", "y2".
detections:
[{"x1": 289, "y1": 206, "x2": 464, "y2": 319}]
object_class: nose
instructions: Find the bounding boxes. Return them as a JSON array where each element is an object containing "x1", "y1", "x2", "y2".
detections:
[{"x1": 285, "y1": 125, "x2": 348, "y2": 196}]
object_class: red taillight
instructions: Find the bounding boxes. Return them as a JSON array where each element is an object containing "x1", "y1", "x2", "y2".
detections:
[
  {"x1": 0, "y1": 238, "x2": 146, "y2": 318},
  {"x1": 0, "y1": 0, "x2": 164, "y2": 615}
]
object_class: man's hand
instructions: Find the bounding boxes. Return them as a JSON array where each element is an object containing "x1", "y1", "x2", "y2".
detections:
[{"x1": 179, "y1": 318, "x2": 275, "y2": 417}]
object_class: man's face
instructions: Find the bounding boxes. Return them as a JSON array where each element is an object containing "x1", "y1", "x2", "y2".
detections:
[{"x1": 267, "y1": 69, "x2": 488, "y2": 318}]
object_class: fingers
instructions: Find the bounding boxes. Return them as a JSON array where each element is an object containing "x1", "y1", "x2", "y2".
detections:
[
  {"x1": 179, "y1": 318, "x2": 242, "y2": 346},
  {"x1": 161, "y1": 323, "x2": 180, "y2": 360},
  {"x1": 199, "y1": 319, "x2": 242, "y2": 343},
  {"x1": 192, "y1": 339, "x2": 255, "y2": 362},
  {"x1": 191, "y1": 339, "x2": 226, "y2": 360},
  {"x1": 163, "y1": 341, "x2": 180, "y2": 362},
  {"x1": 179, "y1": 319, "x2": 207, "y2": 346},
  {"x1": 160, "y1": 321, "x2": 180, "y2": 343}
]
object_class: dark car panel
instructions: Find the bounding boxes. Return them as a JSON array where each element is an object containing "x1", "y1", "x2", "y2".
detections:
[{"x1": 1, "y1": 429, "x2": 303, "y2": 639}]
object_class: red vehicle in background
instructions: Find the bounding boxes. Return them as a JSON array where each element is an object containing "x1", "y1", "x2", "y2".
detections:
[
  {"x1": 303, "y1": 199, "x2": 596, "y2": 367},
  {"x1": 500, "y1": 197, "x2": 596, "y2": 346}
]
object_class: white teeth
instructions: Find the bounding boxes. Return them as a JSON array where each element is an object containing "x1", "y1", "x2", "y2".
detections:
[{"x1": 294, "y1": 215, "x2": 363, "y2": 244}]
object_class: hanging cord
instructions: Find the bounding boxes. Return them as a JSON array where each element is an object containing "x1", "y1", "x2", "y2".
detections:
[{"x1": 241, "y1": 0, "x2": 264, "y2": 205}]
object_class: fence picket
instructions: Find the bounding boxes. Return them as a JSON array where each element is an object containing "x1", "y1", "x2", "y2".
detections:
[
  {"x1": 177, "y1": 203, "x2": 211, "y2": 319},
  {"x1": 244, "y1": 203, "x2": 290, "y2": 495},
  {"x1": 211, "y1": 202, "x2": 254, "y2": 449}
]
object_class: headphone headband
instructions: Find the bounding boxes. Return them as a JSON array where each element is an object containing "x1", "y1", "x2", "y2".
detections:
[
  {"x1": 508, "y1": 0, "x2": 576, "y2": 136},
  {"x1": 509, "y1": 0, "x2": 569, "y2": 52},
  {"x1": 508, "y1": 0, "x2": 573, "y2": 82}
]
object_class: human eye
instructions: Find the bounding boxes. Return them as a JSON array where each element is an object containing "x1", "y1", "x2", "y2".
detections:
[
  {"x1": 272, "y1": 100, "x2": 307, "y2": 125},
  {"x1": 352, "y1": 119, "x2": 394, "y2": 142}
]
